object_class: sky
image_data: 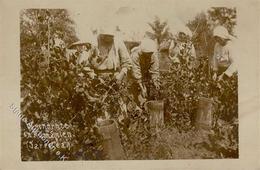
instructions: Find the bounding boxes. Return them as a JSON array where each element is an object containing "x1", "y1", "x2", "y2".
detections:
[{"x1": 68, "y1": 0, "x2": 234, "y2": 41}]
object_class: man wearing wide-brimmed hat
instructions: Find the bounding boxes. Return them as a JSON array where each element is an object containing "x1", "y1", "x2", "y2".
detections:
[
  {"x1": 67, "y1": 31, "x2": 97, "y2": 64},
  {"x1": 67, "y1": 34, "x2": 97, "y2": 79},
  {"x1": 68, "y1": 40, "x2": 91, "y2": 63},
  {"x1": 211, "y1": 26, "x2": 237, "y2": 80}
]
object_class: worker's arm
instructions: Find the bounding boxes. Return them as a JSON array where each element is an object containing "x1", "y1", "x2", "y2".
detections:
[
  {"x1": 131, "y1": 48, "x2": 142, "y2": 84},
  {"x1": 118, "y1": 39, "x2": 132, "y2": 75},
  {"x1": 150, "y1": 52, "x2": 160, "y2": 87},
  {"x1": 212, "y1": 43, "x2": 220, "y2": 72},
  {"x1": 190, "y1": 44, "x2": 196, "y2": 59},
  {"x1": 131, "y1": 48, "x2": 148, "y2": 97},
  {"x1": 223, "y1": 62, "x2": 237, "y2": 77}
]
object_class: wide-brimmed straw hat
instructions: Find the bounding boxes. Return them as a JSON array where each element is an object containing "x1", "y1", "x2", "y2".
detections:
[
  {"x1": 213, "y1": 26, "x2": 233, "y2": 40},
  {"x1": 67, "y1": 40, "x2": 91, "y2": 49}
]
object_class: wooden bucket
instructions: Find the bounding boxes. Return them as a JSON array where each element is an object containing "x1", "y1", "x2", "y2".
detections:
[
  {"x1": 144, "y1": 100, "x2": 164, "y2": 130},
  {"x1": 195, "y1": 97, "x2": 214, "y2": 130},
  {"x1": 97, "y1": 119, "x2": 125, "y2": 160}
]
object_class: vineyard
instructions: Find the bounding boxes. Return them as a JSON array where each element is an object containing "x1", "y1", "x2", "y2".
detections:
[
  {"x1": 20, "y1": 48, "x2": 238, "y2": 160},
  {"x1": 20, "y1": 7, "x2": 238, "y2": 160}
]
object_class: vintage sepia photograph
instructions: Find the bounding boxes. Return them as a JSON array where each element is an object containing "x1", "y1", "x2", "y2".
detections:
[{"x1": 19, "y1": 5, "x2": 238, "y2": 161}]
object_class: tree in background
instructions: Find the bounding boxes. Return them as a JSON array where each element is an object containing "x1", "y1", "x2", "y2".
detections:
[
  {"x1": 207, "y1": 7, "x2": 236, "y2": 36},
  {"x1": 145, "y1": 16, "x2": 171, "y2": 47},
  {"x1": 20, "y1": 9, "x2": 79, "y2": 98},
  {"x1": 187, "y1": 12, "x2": 212, "y2": 57},
  {"x1": 187, "y1": 7, "x2": 236, "y2": 58},
  {"x1": 20, "y1": 9, "x2": 78, "y2": 56}
]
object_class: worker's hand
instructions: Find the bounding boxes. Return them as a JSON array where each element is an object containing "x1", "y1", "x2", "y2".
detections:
[
  {"x1": 171, "y1": 56, "x2": 180, "y2": 64},
  {"x1": 141, "y1": 88, "x2": 147, "y2": 99},
  {"x1": 218, "y1": 73, "x2": 229, "y2": 82},
  {"x1": 139, "y1": 83, "x2": 147, "y2": 98},
  {"x1": 213, "y1": 72, "x2": 217, "y2": 81},
  {"x1": 114, "y1": 72, "x2": 125, "y2": 84},
  {"x1": 218, "y1": 73, "x2": 224, "y2": 81},
  {"x1": 88, "y1": 72, "x2": 96, "y2": 79},
  {"x1": 154, "y1": 82, "x2": 160, "y2": 90},
  {"x1": 97, "y1": 77, "x2": 105, "y2": 85},
  {"x1": 86, "y1": 93, "x2": 100, "y2": 102}
]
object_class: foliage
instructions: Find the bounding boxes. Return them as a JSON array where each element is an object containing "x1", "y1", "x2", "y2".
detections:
[
  {"x1": 122, "y1": 115, "x2": 220, "y2": 159},
  {"x1": 187, "y1": 12, "x2": 213, "y2": 57},
  {"x1": 20, "y1": 9, "x2": 78, "y2": 57},
  {"x1": 207, "y1": 7, "x2": 237, "y2": 36},
  {"x1": 21, "y1": 48, "x2": 106, "y2": 160},
  {"x1": 121, "y1": 109, "x2": 152, "y2": 159},
  {"x1": 161, "y1": 55, "x2": 205, "y2": 131},
  {"x1": 206, "y1": 119, "x2": 238, "y2": 158},
  {"x1": 160, "y1": 52, "x2": 238, "y2": 157}
]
